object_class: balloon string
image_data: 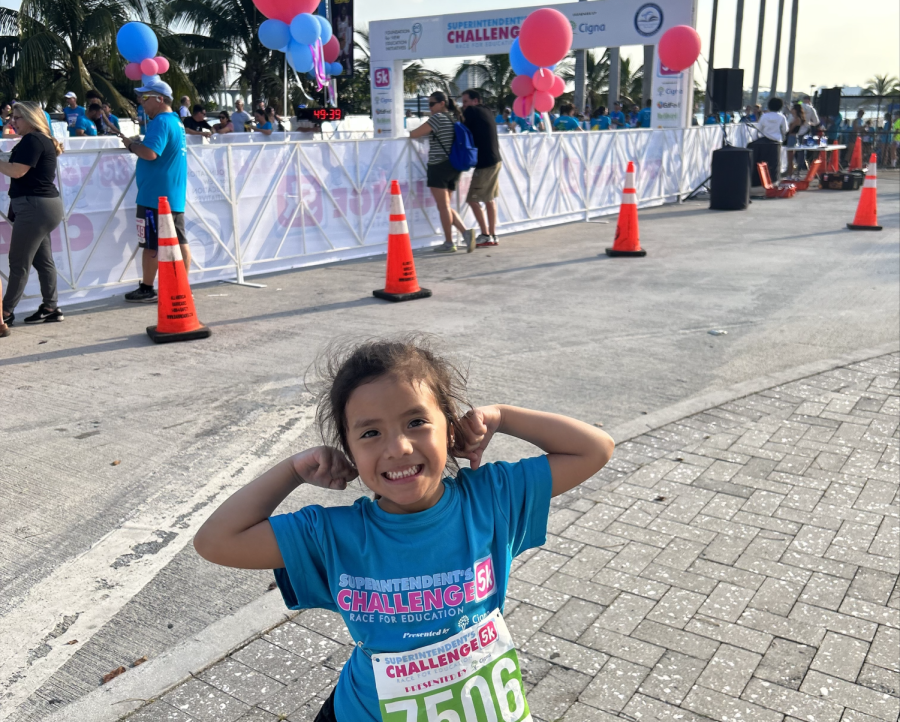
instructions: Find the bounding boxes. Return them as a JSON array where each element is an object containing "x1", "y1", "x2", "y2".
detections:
[{"x1": 313, "y1": 38, "x2": 327, "y2": 90}]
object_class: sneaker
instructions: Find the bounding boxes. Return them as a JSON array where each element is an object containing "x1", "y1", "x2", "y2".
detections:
[
  {"x1": 124, "y1": 284, "x2": 158, "y2": 303},
  {"x1": 24, "y1": 304, "x2": 64, "y2": 324},
  {"x1": 2, "y1": 312, "x2": 13, "y2": 327},
  {"x1": 433, "y1": 243, "x2": 457, "y2": 253},
  {"x1": 476, "y1": 235, "x2": 499, "y2": 248},
  {"x1": 466, "y1": 229, "x2": 477, "y2": 253}
]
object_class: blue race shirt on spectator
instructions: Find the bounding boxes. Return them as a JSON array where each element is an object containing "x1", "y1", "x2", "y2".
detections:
[
  {"x1": 107, "y1": 114, "x2": 121, "y2": 131},
  {"x1": 591, "y1": 116, "x2": 611, "y2": 130},
  {"x1": 136, "y1": 111, "x2": 187, "y2": 213},
  {"x1": 64, "y1": 105, "x2": 85, "y2": 136},
  {"x1": 257, "y1": 121, "x2": 273, "y2": 131},
  {"x1": 638, "y1": 107, "x2": 652, "y2": 128},
  {"x1": 609, "y1": 110, "x2": 626, "y2": 128},
  {"x1": 554, "y1": 116, "x2": 581, "y2": 131},
  {"x1": 72, "y1": 115, "x2": 97, "y2": 136},
  {"x1": 511, "y1": 112, "x2": 541, "y2": 131},
  {"x1": 494, "y1": 113, "x2": 506, "y2": 124}
]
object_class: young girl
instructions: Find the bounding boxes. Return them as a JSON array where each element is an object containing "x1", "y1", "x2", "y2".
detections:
[{"x1": 194, "y1": 337, "x2": 614, "y2": 722}]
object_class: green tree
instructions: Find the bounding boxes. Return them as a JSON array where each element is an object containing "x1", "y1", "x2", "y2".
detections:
[
  {"x1": 0, "y1": 7, "x2": 18, "y2": 101},
  {"x1": 559, "y1": 49, "x2": 610, "y2": 109},
  {"x1": 617, "y1": 57, "x2": 643, "y2": 106},
  {"x1": 452, "y1": 53, "x2": 514, "y2": 108},
  {"x1": 863, "y1": 74, "x2": 900, "y2": 97}
]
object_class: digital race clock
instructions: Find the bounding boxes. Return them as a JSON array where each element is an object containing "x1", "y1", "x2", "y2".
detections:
[{"x1": 297, "y1": 108, "x2": 345, "y2": 123}]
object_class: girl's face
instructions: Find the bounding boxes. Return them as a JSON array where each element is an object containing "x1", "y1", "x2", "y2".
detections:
[{"x1": 344, "y1": 374, "x2": 450, "y2": 515}]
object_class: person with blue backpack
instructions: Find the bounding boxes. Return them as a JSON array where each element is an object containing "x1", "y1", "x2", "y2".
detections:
[{"x1": 409, "y1": 91, "x2": 478, "y2": 253}]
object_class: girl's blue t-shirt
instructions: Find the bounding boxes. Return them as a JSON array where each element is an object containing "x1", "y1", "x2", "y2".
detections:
[{"x1": 270, "y1": 455, "x2": 552, "y2": 722}]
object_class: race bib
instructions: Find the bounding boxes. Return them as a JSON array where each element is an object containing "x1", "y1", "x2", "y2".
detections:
[
  {"x1": 372, "y1": 610, "x2": 531, "y2": 722},
  {"x1": 136, "y1": 217, "x2": 146, "y2": 240}
]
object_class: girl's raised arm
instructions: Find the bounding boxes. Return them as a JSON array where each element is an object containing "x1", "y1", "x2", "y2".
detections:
[
  {"x1": 456, "y1": 405, "x2": 614, "y2": 496},
  {"x1": 193, "y1": 447, "x2": 357, "y2": 569}
]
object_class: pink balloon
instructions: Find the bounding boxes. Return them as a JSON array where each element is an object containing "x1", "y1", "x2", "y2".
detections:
[
  {"x1": 532, "y1": 68, "x2": 554, "y2": 93},
  {"x1": 533, "y1": 90, "x2": 554, "y2": 114},
  {"x1": 519, "y1": 8, "x2": 573, "y2": 68},
  {"x1": 252, "y1": 0, "x2": 318, "y2": 24},
  {"x1": 549, "y1": 74, "x2": 565, "y2": 98},
  {"x1": 513, "y1": 95, "x2": 532, "y2": 118},
  {"x1": 140, "y1": 58, "x2": 158, "y2": 75},
  {"x1": 323, "y1": 36, "x2": 340, "y2": 63},
  {"x1": 511, "y1": 75, "x2": 534, "y2": 97},
  {"x1": 154, "y1": 56, "x2": 170, "y2": 74},
  {"x1": 657, "y1": 25, "x2": 702, "y2": 73},
  {"x1": 125, "y1": 62, "x2": 143, "y2": 81}
]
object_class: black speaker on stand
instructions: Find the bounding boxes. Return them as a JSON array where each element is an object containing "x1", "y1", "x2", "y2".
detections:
[
  {"x1": 711, "y1": 69, "x2": 744, "y2": 114},
  {"x1": 815, "y1": 87, "x2": 841, "y2": 118},
  {"x1": 710, "y1": 146, "x2": 753, "y2": 210}
]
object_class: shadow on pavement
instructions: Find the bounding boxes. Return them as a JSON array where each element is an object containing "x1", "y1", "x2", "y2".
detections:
[
  {"x1": 0, "y1": 334, "x2": 150, "y2": 366},
  {"x1": 213, "y1": 296, "x2": 381, "y2": 327}
]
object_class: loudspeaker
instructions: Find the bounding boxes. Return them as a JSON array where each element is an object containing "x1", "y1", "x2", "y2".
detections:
[
  {"x1": 816, "y1": 87, "x2": 841, "y2": 117},
  {"x1": 711, "y1": 69, "x2": 744, "y2": 113},
  {"x1": 710, "y1": 146, "x2": 752, "y2": 210}
]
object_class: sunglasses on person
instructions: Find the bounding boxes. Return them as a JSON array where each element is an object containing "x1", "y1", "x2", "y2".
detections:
[
  {"x1": 141, "y1": 94, "x2": 163, "y2": 102},
  {"x1": 428, "y1": 99, "x2": 441, "y2": 107}
]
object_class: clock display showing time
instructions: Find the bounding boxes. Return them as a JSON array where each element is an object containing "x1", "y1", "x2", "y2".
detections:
[{"x1": 297, "y1": 108, "x2": 345, "y2": 123}]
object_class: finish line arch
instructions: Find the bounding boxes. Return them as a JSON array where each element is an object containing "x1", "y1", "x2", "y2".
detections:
[{"x1": 369, "y1": 0, "x2": 698, "y2": 137}]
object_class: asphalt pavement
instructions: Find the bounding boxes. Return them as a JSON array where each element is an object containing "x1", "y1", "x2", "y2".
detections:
[{"x1": 1, "y1": 173, "x2": 898, "y2": 721}]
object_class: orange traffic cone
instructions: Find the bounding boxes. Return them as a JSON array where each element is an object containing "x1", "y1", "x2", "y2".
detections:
[
  {"x1": 847, "y1": 154, "x2": 882, "y2": 231},
  {"x1": 146, "y1": 197, "x2": 212, "y2": 342},
  {"x1": 848, "y1": 137, "x2": 863, "y2": 171},
  {"x1": 606, "y1": 161, "x2": 646, "y2": 257},
  {"x1": 373, "y1": 181, "x2": 432, "y2": 302},
  {"x1": 828, "y1": 140, "x2": 840, "y2": 172}
]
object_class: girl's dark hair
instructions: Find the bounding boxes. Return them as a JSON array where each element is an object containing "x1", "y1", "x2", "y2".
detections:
[
  {"x1": 430, "y1": 91, "x2": 462, "y2": 121},
  {"x1": 315, "y1": 335, "x2": 470, "y2": 472},
  {"x1": 792, "y1": 103, "x2": 805, "y2": 122},
  {"x1": 219, "y1": 110, "x2": 230, "y2": 121}
]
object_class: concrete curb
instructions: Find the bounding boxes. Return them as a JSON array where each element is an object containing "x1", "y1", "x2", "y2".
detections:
[{"x1": 47, "y1": 341, "x2": 899, "y2": 722}]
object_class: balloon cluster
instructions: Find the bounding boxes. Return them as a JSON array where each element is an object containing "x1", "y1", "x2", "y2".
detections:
[
  {"x1": 256, "y1": 0, "x2": 342, "y2": 85},
  {"x1": 117, "y1": 23, "x2": 170, "y2": 84},
  {"x1": 509, "y1": 8, "x2": 572, "y2": 118}
]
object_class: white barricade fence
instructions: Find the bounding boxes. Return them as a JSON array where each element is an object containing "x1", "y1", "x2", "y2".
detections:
[{"x1": 2, "y1": 125, "x2": 736, "y2": 312}]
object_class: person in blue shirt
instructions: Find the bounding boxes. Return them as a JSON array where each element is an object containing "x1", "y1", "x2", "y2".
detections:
[
  {"x1": 253, "y1": 108, "x2": 274, "y2": 135},
  {"x1": 136, "y1": 101, "x2": 148, "y2": 135},
  {"x1": 590, "y1": 106, "x2": 610, "y2": 130},
  {"x1": 62, "y1": 92, "x2": 85, "y2": 136},
  {"x1": 101, "y1": 103, "x2": 120, "y2": 132},
  {"x1": 638, "y1": 99, "x2": 652, "y2": 128},
  {"x1": 553, "y1": 103, "x2": 583, "y2": 131},
  {"x1": 194, "y1": 337, "x2": 615, "y2": 722},
  {"x1": 510, "y1": 110, "x2": 543, "y2": 132},
  {"x1": 71, "y1": 113, "x2": 97, "y2": 136},
  {"x1": 108, "y1": 79, "x2": 189, "y2": 304},
  {"x1": 608, "y1": 101, "x2": 626, "y2": 129},
  {"x1": 494, "y1": 107, "x2": 511, "y2": 128}
]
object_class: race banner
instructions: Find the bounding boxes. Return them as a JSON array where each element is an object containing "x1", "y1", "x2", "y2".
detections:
[
  {"x1": 372, "y1": 610, "x2": 532, "y2": 722},
  {"x1": 330, "y1": 0, "x2": 354, "y2": 76}
]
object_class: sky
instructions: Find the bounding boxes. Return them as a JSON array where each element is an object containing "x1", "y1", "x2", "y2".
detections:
[{"x1": 2, "y1": 0, "x2": 897, "y2": 93}]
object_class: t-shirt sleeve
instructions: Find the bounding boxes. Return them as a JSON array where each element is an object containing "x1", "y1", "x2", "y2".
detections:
[
  {"x1": 10, "y1": 135, "x2": 41, "y2": 167},
  {"x1": 485, "y1": 456, "x2": 553, "y2": 557},
  {"x1": 269, "y1": 506, "x2": 338, "y2": 612},
  {"x1": 142, "y1": 118, "x2": 169, "y2": 155}
]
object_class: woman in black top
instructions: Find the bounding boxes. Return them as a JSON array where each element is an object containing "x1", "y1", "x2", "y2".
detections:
[
  {"x1": 786, "y1": 103, "x2": 805, "y2": 175},
  {"x1": 0, "y1": 101, "x2": 66, "y2": 331}
]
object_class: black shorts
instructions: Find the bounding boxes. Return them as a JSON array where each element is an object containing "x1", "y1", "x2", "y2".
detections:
[
  {"x1": 314, "y1": 688, "x2": 338, "y2": 722},
  {"x1": 426, "y1": 160, "x2": 461, "y2": 191},
  {"x1": 136, "y1": 205, "x2": 188, "y2": 251}
]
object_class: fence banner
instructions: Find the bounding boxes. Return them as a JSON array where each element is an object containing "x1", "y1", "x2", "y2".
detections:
[{"x1": 1, "y1": 126, "x2": 737, "y2": 312}]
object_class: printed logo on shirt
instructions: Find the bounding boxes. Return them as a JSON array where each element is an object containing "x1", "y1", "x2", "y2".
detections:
[{"x1": 336, "y1": 556, "x2": 497, "y2": 626}]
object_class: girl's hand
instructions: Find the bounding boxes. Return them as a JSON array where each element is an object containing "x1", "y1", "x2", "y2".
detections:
[
  {"x1": 290, "y1": 446, "x2": 358, "y2": 490},
  {"x1": 453, "y1": 406, "x2": 502, "y2": 470}
]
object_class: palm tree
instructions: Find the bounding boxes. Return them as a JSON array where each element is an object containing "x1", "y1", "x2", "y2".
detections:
[
  {"x1": 0, "y1": 7, "x2": 19, "y2": 101},
  {"x1": 863, "y1": 74, "x2": 900, "y2": 97},
  {"x1": 13, "y1": 0, "x2": 145, "y2": 111},
  {"x1": 452, "y1": 53, "x2": 514, "y2": 107},
  {"x1": 618, "y1": 58, "x2": 643, "y2": 106},
  {"x1": 333, "y1": 24, "x2": 373, "y2": 114},
  {"x1": 559, "y1": 49, "x2": 610, "y2": 109},
  {"x1": 403, "y1": 62, "x2": 450, "y2": 96},
  {"x1": 166, "y1": 0, "x2": 285, "y2": 108}
]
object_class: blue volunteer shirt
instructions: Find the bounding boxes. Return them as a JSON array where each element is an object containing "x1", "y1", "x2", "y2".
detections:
[
  {"x1": 107, "y1": 114, "x2": 121, "y2": 131},
  {"x1": 72, "y1": 115, "x2": 97, "y2": 136},
  {"x1": 271, "y1": 456, "x2": 553, "y2": 722},
  {"x1": 591, "y1": 116, "x2": 611, "y2": 130},
  {"x1": 638, "y1": 107, "x2": 652, "y2": 128},
  {"x1": 136, "y1": 111, "x2": 187, "y2": 213},
  {"x1": 494, "y1": 114, "x2": 506, "y2": 124},
  {"x1": 64, "y1": 105, "x2": 85, "y2": 136},
  {"x1": 511, "y1": 112, "x2": 541, "y2": 132},
  {"x1": 609, "y1": 110, "x2": 626, "y2": 128},
  {"x1": 554, "y1": 115, "x2": 581, "y2": 131}
]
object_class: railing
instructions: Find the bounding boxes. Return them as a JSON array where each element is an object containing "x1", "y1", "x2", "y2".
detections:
[{"x1": 1, "y1": 126, "x2": 731, "y2": 312}]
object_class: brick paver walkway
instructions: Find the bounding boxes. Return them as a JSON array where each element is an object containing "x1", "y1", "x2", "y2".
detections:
[{"x1": 122, "y1": 353, "x2": 900, "y2": 722}]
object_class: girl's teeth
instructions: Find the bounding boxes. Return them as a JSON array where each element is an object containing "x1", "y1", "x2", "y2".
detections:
[{"x1": 387, "y1": 466, "x2": 419, "y2": 480}]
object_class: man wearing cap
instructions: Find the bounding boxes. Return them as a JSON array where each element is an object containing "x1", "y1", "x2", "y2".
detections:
[
  {"x1": 609, "y1": 101, "x2": 627, "y2": 129},
  {"x1": 108, "y1": 80, "x2": 189, "y2": 303},
  {"x1": 62, "y1": 92, "x2": 85, "y2": 137}
]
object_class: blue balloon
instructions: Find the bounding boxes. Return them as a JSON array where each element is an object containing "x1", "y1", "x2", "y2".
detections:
[
  {"x1": 117, "y1": 22, "x2": 159, "y2": 63},
  {"x1": 329, "y1": 62, "x2": 343, "y2": 76},
  {"x1": 290, "y1": 13, "x2": 320, "y2": 46},
  {"x1": 315, "y1": 15, "x2": 333, "y2": 44},
  {"x1": 259, "y1": 19, "x2": 290, "y2": 51},
  {"x1": 288, "y1": 41, "x2": 314, "y2": 73},
  {"x1": 509, "y1": 38, "x2": 556, "y2": 77}
]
